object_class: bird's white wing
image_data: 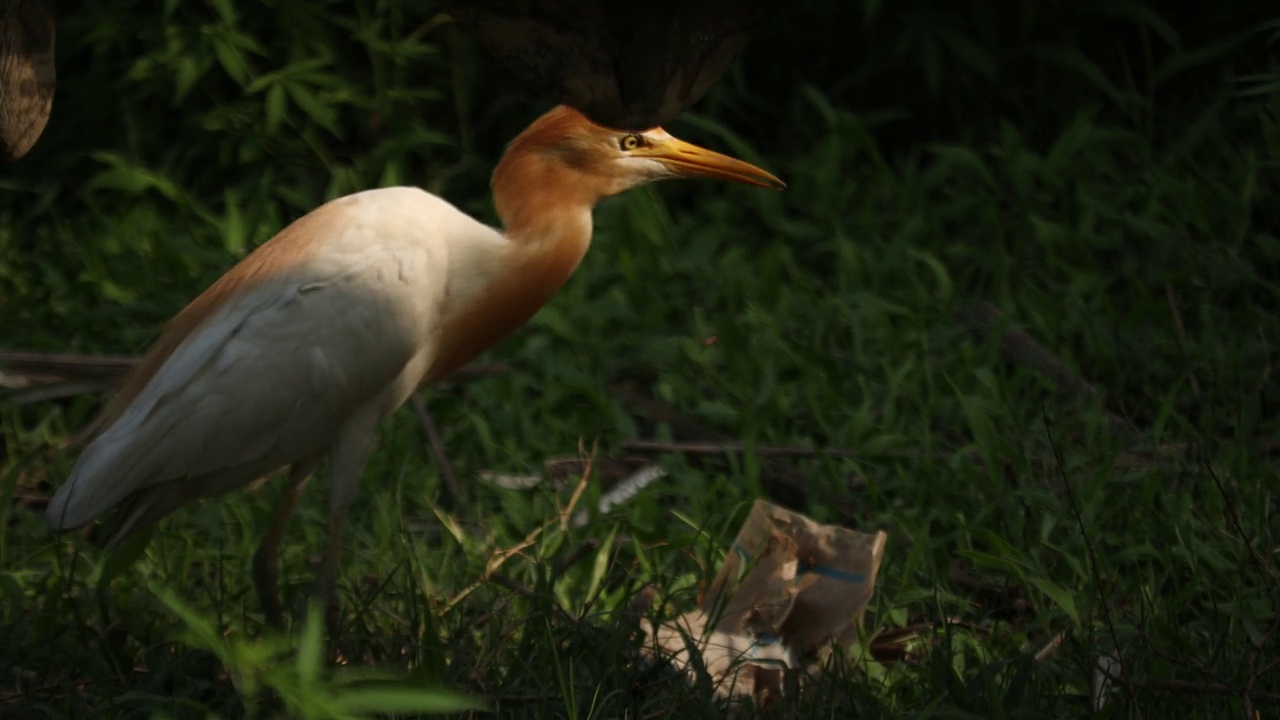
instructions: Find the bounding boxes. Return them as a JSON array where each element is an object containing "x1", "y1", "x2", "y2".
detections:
[{"x1": 46, "y1": 187, "x2": 486, "y2": 529}]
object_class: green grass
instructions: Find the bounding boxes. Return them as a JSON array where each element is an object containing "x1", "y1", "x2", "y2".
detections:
[{"x1": 4, "y1": 11, "x2": 1280, "y2": 716}]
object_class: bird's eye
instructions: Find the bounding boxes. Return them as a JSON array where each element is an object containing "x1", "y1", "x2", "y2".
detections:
[{"x1": 619, "y1": 134, "x2": 644, "y2": 151}]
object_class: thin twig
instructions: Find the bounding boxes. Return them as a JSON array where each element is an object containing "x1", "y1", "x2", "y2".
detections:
[
  {"x1": 0, "y1": 349, "x2": 506, "y2": 386},
  {"x1": 609, "y1": 384, "x2": 813, "y2": 509},
  {"x1": 1205, "y1": 461, "x2": 1280, "y2": 720},
  {"x1": 542, "y1": 456, "x2": 651, "y2": 485},
  {"x1": 439, "y1": 443, "x2": 596, "y2": 616},
  {"x1": 624, "y1": 438, "x2": 1029, "y2": 479},
  {"x1": 868, "y1": 618, "x2": 988, "y2": 665},
  {"x1": 410, "y1": 395, "x2": 462, "y2": 509},
  {"x1": 1044, "y1": 411, "x2": 1143, "y2": 717},
  {"x1": 0, "y1": 350, "x2": 139, "y2": 378},
  {"x1": 10, "y1": 491, "x2": 50, "y2": 509},
  {"x1": 957, "y1": 303, "x2": 1103, "y2": 400},
  {"x1": 4, "y1": 380, "x2": 113, "y2": 404},
  {"x1": 1204, "y1": 462, "x2": 1280, "y2": 613},
  {"x1": 559, "y1": 438, "x2": 597, "y2": 532},
  {"x1": 621, "y1": 439, "x2": 864, "y2": 459},
  {"x1": 1034, "y1": 629, "x2": 1068, "y2": 662}
]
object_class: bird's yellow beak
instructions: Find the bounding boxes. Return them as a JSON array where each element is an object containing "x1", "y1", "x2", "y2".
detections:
[{"x1": 636, "y1": 136, "x2": 786, "y2": 190}]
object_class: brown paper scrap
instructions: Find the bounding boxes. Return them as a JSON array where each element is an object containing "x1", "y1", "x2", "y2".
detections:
[{"x1": 644, "y1": 500, "x2": 887, "y2": 702}]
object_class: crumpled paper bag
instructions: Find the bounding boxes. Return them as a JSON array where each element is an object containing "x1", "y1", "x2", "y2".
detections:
[{"x1": 644, "y1": 500, "x2": 887, "y2": 702}]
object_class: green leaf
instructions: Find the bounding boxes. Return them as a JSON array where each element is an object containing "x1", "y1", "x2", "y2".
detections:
[
  {"x1": 584, "y1": 523, "x2": 619, "y2": 601},
  {"x1": 221, "y1": 188, "x2": 246, "y2": 254},
  {"x1": 927, "y1": 145, "x2": 996, "y2": 189},
  {"x1": 938, "y1": 28, "x2": 995, "y2": 79},
  {"x1": 330, "y1": 685, "x2": 486, "y2": 714},
  {"x1": 211, "y1": 34, "x2": 249, "y2": 86},
  {"x1": 264, "y1": 82, "x2": 287, "y2": 132},
  {"x1": 296, "y1": 605, "x2": 325, "y2": 686},
  {"x1": 959, "y1": 550, "x2": 1027, "y2": 580},
  {"x1": 1029, "y1": 576, "x2": 1080, "y2": 626},
  {"x1": 208, "y1": 0, "x2": 237, "y2": 25},
  {"x1": 154, "y1": 588, "x2": 231, "y2": 661},
  {"x1": 286, "y1": 83, "x2": 341, "y2": 137},
  {"x1": 908, "y1": 248, "x2": 954, "y2": 299},
  {"x1": 174, "y1": 56, "x2": 206, "y2": 102},
  {"x1": 1028, "y1": 46, "x2": 1137, "y2": 110}
]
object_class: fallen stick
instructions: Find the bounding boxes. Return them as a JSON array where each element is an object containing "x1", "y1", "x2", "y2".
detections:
[
  {"x1": 4, "y1": 380, "x2": 110, "y2": 405},
  {"x1": 0, "y1": 351, "x2": 138, "y2": 379},
  {"x1": 0, "y1": 349, "x2": 506, "y2": 395},
  {"x1": 956, "y1": 302, "x2": 1139, "y2": 441},
  {"x1": 608, "y1": 384, "x2": 816, "y2": 510},
  {"x1": 621, "y1": 439, "x2": 866, "y2": 459}
]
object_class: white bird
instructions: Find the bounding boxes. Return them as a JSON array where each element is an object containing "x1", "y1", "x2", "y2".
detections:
[{"x1": 45, "y1": 105, "x2": 783, "y2": 627}]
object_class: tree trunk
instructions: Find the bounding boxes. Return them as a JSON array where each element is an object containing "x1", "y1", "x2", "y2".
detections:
[{"x1": 0, "y1": 0, "x2": 55, "y2": 162}]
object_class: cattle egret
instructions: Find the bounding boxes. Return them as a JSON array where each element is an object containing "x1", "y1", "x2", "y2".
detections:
[{"x1": 45, "y1": 105, "x2": 783, "y2": 628}]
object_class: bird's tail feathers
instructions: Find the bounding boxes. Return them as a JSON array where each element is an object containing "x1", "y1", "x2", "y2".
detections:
[{"x1": 45, "y1": 432, "x2": 159, "y2": 532}]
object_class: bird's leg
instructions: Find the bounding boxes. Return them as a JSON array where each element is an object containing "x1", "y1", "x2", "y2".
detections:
[
  {"x1": 313, "y1": 505, "x2": 352, "y2": 636},
  {"x1": 310, "y1": 405, "x2": 381, "y2": 636},
  {"x1": 252, "y1": 461, "x2": 317, "y2": 630}
]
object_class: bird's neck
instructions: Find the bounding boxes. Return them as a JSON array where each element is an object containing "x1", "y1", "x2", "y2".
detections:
[
  {"x1": 489, "y1": 147, "x2": 599, "y2": 292},
  {"x1": 422, "y1": 155, "x2": 596, "y2": 384},
  {"x1": 492, "y1": 148, "x2": 601, "y2": 242}
]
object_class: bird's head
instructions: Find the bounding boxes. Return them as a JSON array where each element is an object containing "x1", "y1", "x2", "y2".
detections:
[
  {"x1": 493, "y1": 106, "x2": 783, "y2": 233},
  {"x1": 601, "y1": 123, "x2": 786, "y2": 194}
]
